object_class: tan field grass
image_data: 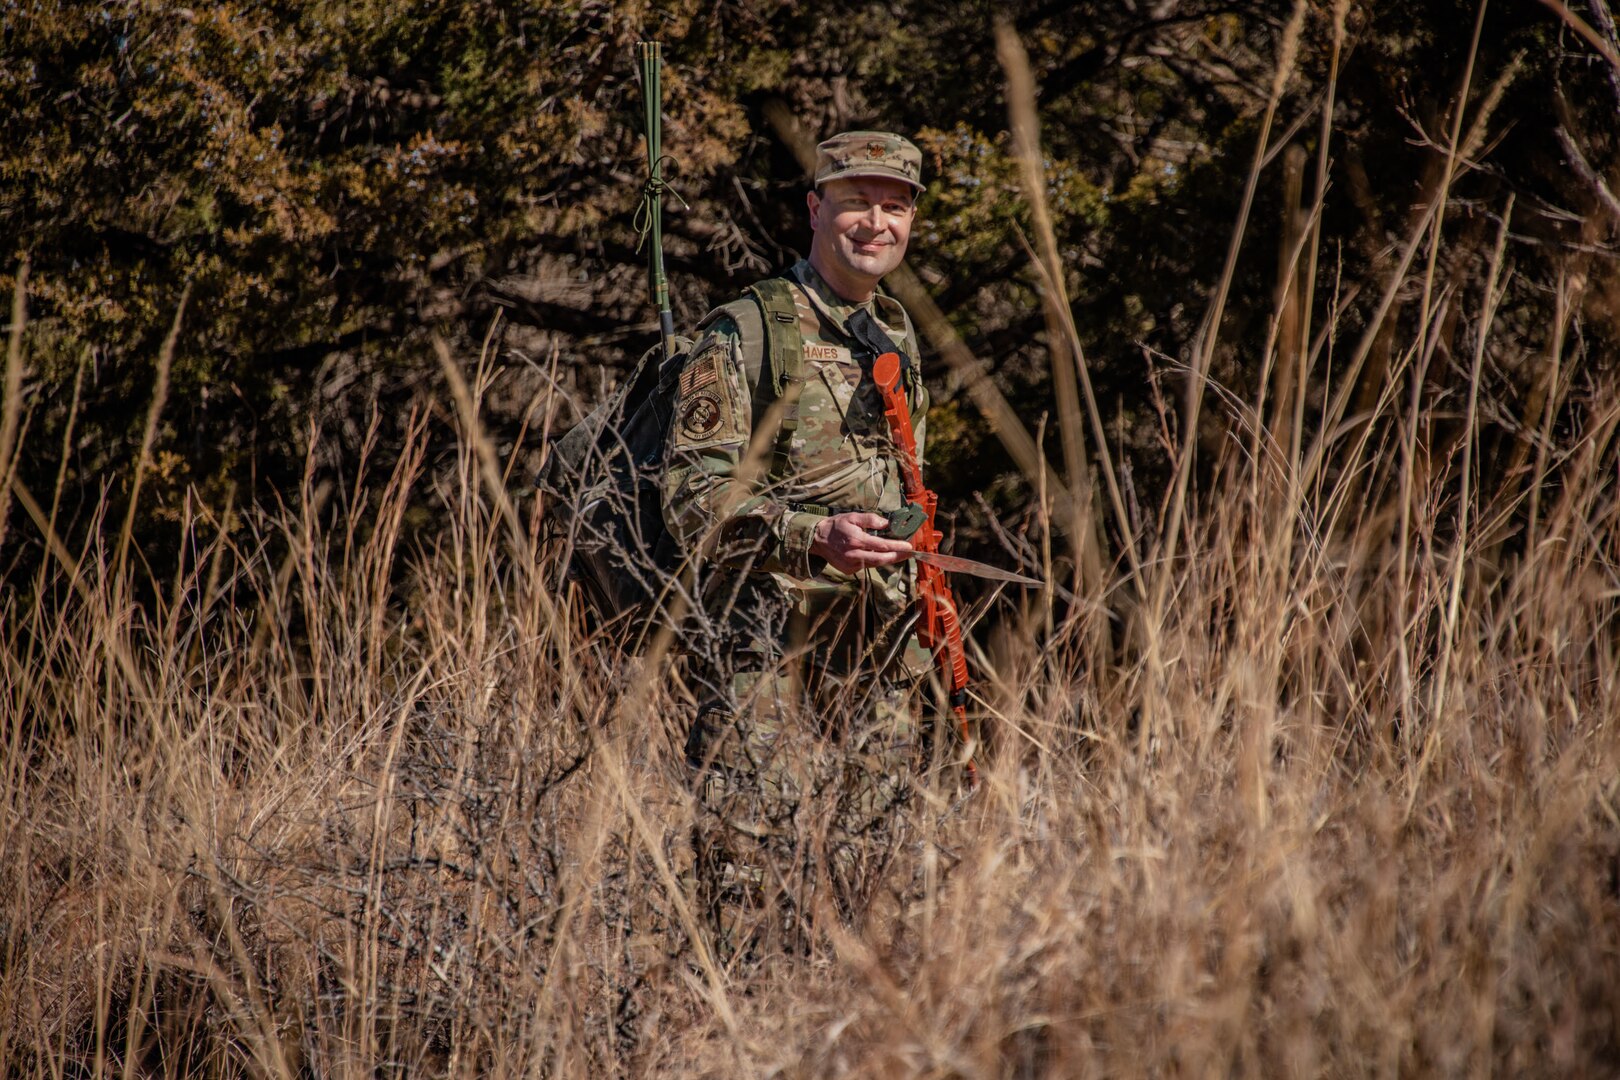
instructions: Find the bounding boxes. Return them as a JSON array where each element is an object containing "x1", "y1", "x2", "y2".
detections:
[
  {"x1": 4, "y1": 21, "x2": 1619, "y2": 1078},
  {"x1": 4, "y1": 276, "x2": 1617, "y2": 1075}
]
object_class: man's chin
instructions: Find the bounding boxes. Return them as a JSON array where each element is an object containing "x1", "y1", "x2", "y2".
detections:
[{"x1": 843, "y1": 252, "x2": 900, "y2": 278}]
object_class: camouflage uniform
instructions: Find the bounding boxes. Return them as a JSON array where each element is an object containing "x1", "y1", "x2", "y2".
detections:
[{"x1": 663, "y1": 247, "x2": 936, "y2": 945}]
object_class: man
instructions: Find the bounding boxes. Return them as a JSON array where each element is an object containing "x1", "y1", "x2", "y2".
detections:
[{"x1": 661, "y1": 130, "x2": 938, "y2": 946}]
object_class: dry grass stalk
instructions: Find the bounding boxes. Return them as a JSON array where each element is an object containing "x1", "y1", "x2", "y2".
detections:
[
  {"x1": 114, "y1": 282, "x2": 191, "y2": 590},
  {"x1": 0, "y1": 258, "x2": 28, "y2": 554},
  {"x1": 996, "y1": 19, "x2": 1141, "y2": 623}
]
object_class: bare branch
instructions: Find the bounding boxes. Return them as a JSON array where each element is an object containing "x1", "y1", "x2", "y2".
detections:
[{"x1": 1553, "y1": 125, "x2": 1620, "y2": 226}]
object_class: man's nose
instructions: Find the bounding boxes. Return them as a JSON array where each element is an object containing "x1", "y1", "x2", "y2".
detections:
[{"x1": 859, "y1": 205, "x2": 890, "y2": 231}]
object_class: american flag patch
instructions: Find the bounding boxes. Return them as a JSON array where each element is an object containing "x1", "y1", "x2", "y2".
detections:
[{"x1": 680, "y1": 354, "x2": 720, "y2": 396}]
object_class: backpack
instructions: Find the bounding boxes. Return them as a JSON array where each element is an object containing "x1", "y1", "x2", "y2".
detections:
[{"x1": 536, "y1": 277, "x2": 806, "y2": 637}]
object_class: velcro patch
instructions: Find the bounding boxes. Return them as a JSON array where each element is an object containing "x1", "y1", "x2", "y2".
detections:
[
  {"x1": 678, "y1": 390, "x2": 725, "y2": 440},
  {"x1": 671, "y1": 343, "x2": 741, "y2": 449},
  {"x1": 680, "y1": 351, "x2": 721, "y2": 396},
  {"x1": 802, "y1": 342, "x2": 852, "y2": 364}
]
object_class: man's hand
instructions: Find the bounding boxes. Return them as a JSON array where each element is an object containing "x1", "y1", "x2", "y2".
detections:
[{"x1": 810, "y1": 512, "x2": 914, "y2": 575}]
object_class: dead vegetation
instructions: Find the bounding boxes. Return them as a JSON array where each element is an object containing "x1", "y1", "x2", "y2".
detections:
[
  {"x1": 4, "y1": 11, "x2": 1620, "y2": 1079},
  {"x1": 4, "y1": 262, "x2": 1617, "y2": 1075}
]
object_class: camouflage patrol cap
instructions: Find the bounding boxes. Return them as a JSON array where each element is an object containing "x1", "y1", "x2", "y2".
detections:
[{"x1": 814, "y1": 130, "x2": 925, "y2": 192}]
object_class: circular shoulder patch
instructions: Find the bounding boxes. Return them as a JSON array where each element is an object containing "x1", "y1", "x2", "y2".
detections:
[{"x1": 679, "y1": 390, "x2": 724, "y2": 439}]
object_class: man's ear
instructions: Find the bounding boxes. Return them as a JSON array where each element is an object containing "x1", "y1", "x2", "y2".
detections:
[{"x1": 806, "y1": 189, "x2": 821, "y2": 232}]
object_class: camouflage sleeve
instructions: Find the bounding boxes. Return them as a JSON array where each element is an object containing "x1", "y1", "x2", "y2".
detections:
[{"x1": 660, "y1": 316, "x2": 823, "y2": 578}]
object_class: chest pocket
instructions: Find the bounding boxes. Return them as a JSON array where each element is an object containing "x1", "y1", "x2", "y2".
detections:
[
  {"x1": 816, "y1": 361, "x2": 891, "y2": 449},
  {"x1": 776, "y1": 360, "x2": 880, "y2": 481}
]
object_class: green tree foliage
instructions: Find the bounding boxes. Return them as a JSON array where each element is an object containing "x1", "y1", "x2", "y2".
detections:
[
  {"x1": 1, "y1": 0, "x2": 758, "y2": 542},
  {"x1": 2, "y1": 0, "x2": 1616, "y2": 580}
]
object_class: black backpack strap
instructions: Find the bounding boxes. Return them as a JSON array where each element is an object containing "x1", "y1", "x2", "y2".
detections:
[{"x1": 846, "y1": 308, "x2": 912, "y2": 380}]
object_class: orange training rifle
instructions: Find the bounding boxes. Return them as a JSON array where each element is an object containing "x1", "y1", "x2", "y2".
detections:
[{"x1": 867, "y1": 344, "x2": 979, "y2": 789}]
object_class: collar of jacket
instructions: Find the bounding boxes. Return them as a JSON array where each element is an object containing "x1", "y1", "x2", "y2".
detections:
[{"x1": 788, "y1": 259, "x2": 909, "y2": 344}]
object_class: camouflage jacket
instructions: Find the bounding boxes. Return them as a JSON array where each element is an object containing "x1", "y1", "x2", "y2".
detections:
[{"x1": 661, "y1": 259, "x2": 931, "y2": 675}]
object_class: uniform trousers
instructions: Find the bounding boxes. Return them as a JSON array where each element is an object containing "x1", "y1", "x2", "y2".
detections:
[{"x1": 681, "y1": 570, "x2": 932, "y2": 954}]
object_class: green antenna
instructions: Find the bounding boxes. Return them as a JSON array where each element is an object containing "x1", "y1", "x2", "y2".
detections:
[{"x1": 637, "y1": 41, "x2": 675, "y2": 361}]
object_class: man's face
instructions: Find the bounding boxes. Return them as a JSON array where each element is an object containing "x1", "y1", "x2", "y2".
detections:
[{"x1": 807, "y1": 176, "x2": 917, "y2": 297}]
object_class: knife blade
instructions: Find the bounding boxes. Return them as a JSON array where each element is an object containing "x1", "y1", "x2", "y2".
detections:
[{"x1": 910, "y1": 550, "x2": 1044, "y2": 587}]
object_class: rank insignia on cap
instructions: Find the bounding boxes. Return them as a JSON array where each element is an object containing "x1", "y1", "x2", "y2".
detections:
[{"x1": 813, "y1": 130, "x2": 925, "y2": 192}]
